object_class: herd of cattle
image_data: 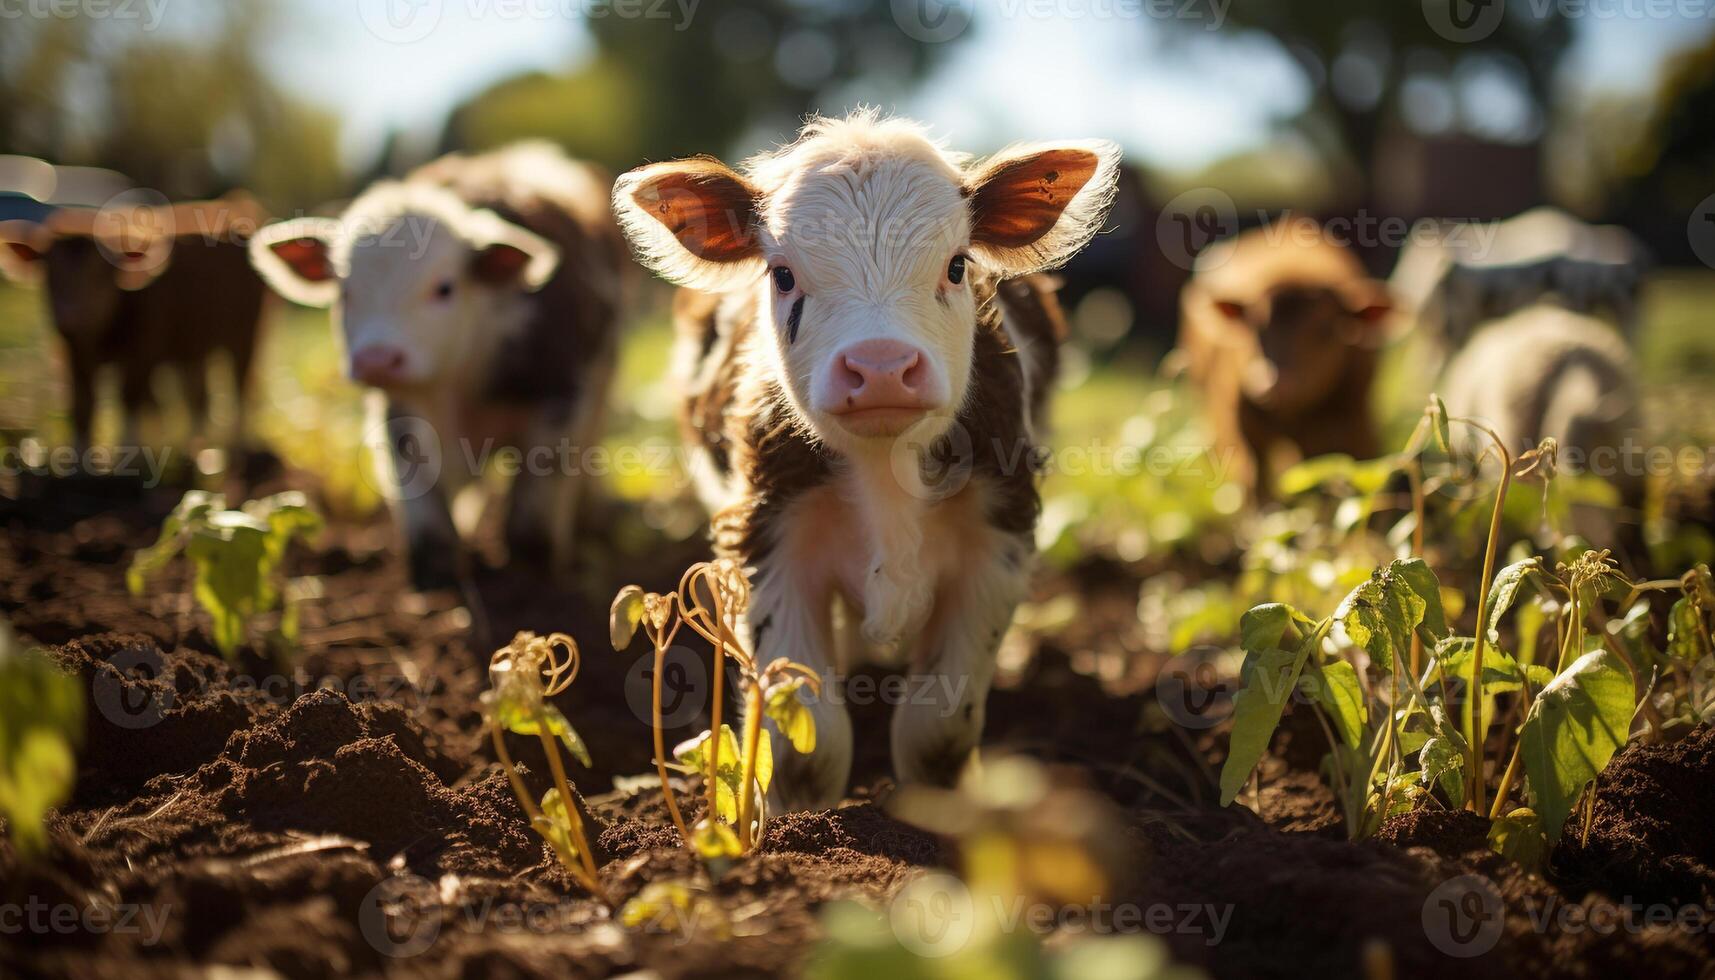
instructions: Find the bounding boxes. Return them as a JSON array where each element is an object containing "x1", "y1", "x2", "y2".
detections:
[{"x1": 0, "y1": 114, "x2": 1665, "y2": 805}]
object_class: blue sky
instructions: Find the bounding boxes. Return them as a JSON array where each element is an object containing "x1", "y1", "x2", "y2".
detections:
[{"x1": 265, "y1": 0, "x2": 1715, "y2": 171}]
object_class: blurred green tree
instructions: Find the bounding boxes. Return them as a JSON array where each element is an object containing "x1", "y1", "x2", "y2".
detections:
[
  {"x1": 439, "y1": 0, "x2": 954, "y2": 172},
  {"x1": 0, "y1": 0, "x2": 343, "y2": 211},
  {"x1": 1209, "y1": 0, "x2": 1572, "y2": 198}
]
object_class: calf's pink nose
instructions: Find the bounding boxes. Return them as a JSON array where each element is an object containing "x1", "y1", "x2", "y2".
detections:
[
  {"x1": 350, "y1": 345, "x2": 407, "y2": 386},
  {"x1": 835, "y1": 339, "x2": 928, "y2": 411}
]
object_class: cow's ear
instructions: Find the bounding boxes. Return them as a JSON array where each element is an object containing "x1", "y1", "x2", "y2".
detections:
[
  {"x1": 965, "y1": 140, "x2": 1121, "y2": 276},
  {"x1": 465, "y1": 209, "x2": 559, "y2": 291},
  {"x1": 1339, "y1": 279, "x2": 1395, "y2": 347},
  {"x1": 249, "y1": 217, "x2": 342, "y2": 307},
  {"x1": 0, "y1": 220, "x2": 48, "y2": 284},
  {"x1": 612, "y1": 157, "x2": 764, "y2": 292}
]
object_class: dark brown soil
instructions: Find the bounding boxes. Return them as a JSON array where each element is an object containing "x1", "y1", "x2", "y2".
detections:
[{"x1": 1, "y1": 473, "x2": 1712, "y2": 978}]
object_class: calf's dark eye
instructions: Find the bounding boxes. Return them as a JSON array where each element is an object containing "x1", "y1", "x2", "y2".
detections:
[
  {"x1": 947, "y1": 255, "x2": 966, "y2": 285},
  {"x1": 772, "y1": 266, "x2": 796, "y2": 293},
  {"x1": 434, "y1": 280, "x2": 455, "y2": 300}
]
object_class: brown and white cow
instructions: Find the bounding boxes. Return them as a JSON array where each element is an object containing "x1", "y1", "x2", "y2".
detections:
[
  {"x1": 0, "y1": 195, "x2": 271, "y2": 450},
  {"x1": 1174, "y1": 217, "x2": 1392, "y2": 501},
  {"x1": 613, "y1": 112, "x2": 1119, "y2": 809},
  {"x1": 249, "y1": 142, "x2": 632, "y2": 589}
]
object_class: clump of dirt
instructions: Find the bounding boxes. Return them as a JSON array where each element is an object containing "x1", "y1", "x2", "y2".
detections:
[{"x1": 1553, "y1": 724, "x2": 1715, "y2": 908}]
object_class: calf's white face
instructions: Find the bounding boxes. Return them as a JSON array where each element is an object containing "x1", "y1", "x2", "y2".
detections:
[
  {"x1": 614, "y1": 114, "x2": 1119, "y2": 453},
  {"x1": 248, "y1": 184, "x2": 558, "y2": 393}
]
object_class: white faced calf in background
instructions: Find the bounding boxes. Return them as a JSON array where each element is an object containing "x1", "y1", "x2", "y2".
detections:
[
  {"x1": 614, "y1": 112, "x2": 1119, "y2": 809},
  {"x1": 250, "y1": 143, "x2": 631, "y2": 589}
]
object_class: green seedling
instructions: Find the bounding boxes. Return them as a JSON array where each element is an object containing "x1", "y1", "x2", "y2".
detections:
[
  {"x1": 127, "y1": 490, "x2": 322, "y2": 659},
  {"x1": 613, "y1": 559, "x2": 819, "y2": 859},
  {"x1": 1218, "y1": 397, "x2": 1714, "y2": 854},
  {"x1": 484, "y1": 631, "x2": 608, "y2": 904},
  {"x1": 0, "y1": 624, "x2": 83, "y2": 856},
  {"x1": 810, "y1": 756, "x2": 1199, "y2": 980}
]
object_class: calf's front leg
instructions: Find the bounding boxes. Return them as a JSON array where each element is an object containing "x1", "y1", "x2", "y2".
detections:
[
  {"x1": 747, "y1": 560, "x2": 852, "y2": 813},
  {"x1": 890, "y1": 531, "x2": 1031, "y2": 788},
  {"x1": 375, "y1": 404, "x2": 464, "y2": 590}
]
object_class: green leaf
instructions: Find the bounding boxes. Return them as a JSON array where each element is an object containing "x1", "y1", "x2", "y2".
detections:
[
  {"x1": 1419, "y1": 735, "x2": 1466, "y2": 809},
  {"x1": 1666, "y1": 597, "x2": 1712, "y2": 664},
  {"x1": 1339, "y1": 560, "x2": 1442, "y2": 673},
  {"x1": 1430, "y1": 394, "x2": 1452, "y2": 454},
  {"x1": 751, "y1": 722, "x2": 773, "y2": 797},
  {"x1": 505, "y1": 702, "x2": 592, "y2": 769},
  {"x1": 1277, "y1": 454, "x2": 1357, "y2": 497},
  {"x1": 610, "y1": 586, "x2": 647, "y2": 651},
  {"x1": 1484, "y1": 558, "x2": 1544, "y2": 645},
  {"x1": 764, "y1": 678, "x2": 817, "y2": 754},
  {"x1": 1488, "y1": 807, "x2": 1548, "y2": 871},
  {"x1": 1393, "y1": 559, "x2": 1447, "y2": 641},
  {"x1": 126, "y1": 490, "x2": 223, "y2": 595},
  {"x1": 1305, "y1": 660, "x2": 1365, "y2": 748},
  {"x1": 675, "y1": 726, "x2": 744, "y2": 822},
  {"x1": 1219, "y1": 617, "x2": 1319, "y2": 805},
  {"x1": 1430, "y1": 637, "x2": 1544, "y2": 694},
  {"x1": 1520, "y1": 651, "x2": 1636, "y2": 842},
  {"x1": 534, "y1": 787, "x2": 579, "y2": 862},
  {"x1": 689, "y1": 817, "x2": 742, "y2": 860}
]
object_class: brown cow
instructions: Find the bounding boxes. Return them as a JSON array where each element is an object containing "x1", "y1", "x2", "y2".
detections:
[
  {"x1": 1174, "y1": 217, "x2": 1392, "y2": 501},
  {"x1": 0, "y1": 194, "x2": 271, "y2": 450}
]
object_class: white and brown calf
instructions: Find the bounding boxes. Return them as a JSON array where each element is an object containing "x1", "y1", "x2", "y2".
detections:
[
  {"x1": 613, "y1": 112, "x2": 1119, "y2": 809},
  {"x1": 249, "y1": 142, "x2": 632, "y2": 589}
]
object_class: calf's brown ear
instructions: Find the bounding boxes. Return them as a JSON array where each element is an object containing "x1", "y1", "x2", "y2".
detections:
[
  {"x1": 464, "y1": 209, "x2": 559, "y2": 291},
  {"x1": 248, "y1": 217, "x2": 342, "y2": 308},
  {"x1": 965, "y1": 140, "x2": 1121, "y2": 276},
  {"x1": 1339, "y1": 279, "x2": 1395, "y2": 347},
  {"x1": 612, "y1": 158, "x2": 764, "y2": 292},
  {"x1": 0, "y1": 220, "x2": 48, "y2": 283}
]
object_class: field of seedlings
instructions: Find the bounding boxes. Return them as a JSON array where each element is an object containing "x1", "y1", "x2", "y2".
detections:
[{"x1": 3, "y1": 266, "x2": 1714, "y2": 979}]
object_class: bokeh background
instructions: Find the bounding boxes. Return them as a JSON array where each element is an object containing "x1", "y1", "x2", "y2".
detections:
[{"x1": 2, "y1": 0, "x2": 1714, "y2": 651}]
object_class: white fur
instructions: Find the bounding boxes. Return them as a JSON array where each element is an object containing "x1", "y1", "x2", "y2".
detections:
[{"x1": 249, "y1": 182, "x2": 558, "y2": 391}]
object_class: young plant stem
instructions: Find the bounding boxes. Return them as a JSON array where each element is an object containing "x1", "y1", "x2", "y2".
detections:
[
  {"x1": 1407, "y1": 459, "x2": 1427, "y2": 678},
  {"x1": 651, "y1": 630, "x2": 692, "y2": 844},
  {"x1": 491, "y1": 722, "x2": 608, "y2": 903},
  {"x1": 736, "y1": 682, "x2": 765, "y2": 849},
  {"x1": 1460, "y1": 423, "x2": 1515, "y2": 815},
  {"x1": 707, "y1": 588, "x2": 727, "y2": 823},
  {"x1": 1489, "y1": 739, "x2": 1526, "y2": 820},
  {"x1": 535, "y1": 721, "x2": 607, "y2": 901}
]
